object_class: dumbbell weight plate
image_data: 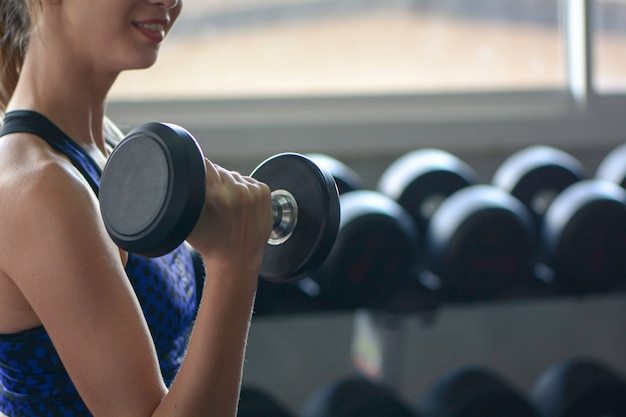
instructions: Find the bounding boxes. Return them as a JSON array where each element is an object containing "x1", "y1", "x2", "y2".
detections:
[
  {"x1": 302, "y1": 377, "x2": 416, "y2": 417},
  {"x1": 425, "y1": 185, "x2": 535, "y2": 301},
  {"x1": 309, "y1": 190, "x2": 419, "y2": 309},
  {"x1": 100, "y1": 123, "x2": 340, "y2": 283},
  {"x1": 541, "y1": 179, "x2": 626, "y2": 293},
  {"x1": 492, "y1": 146, "x2": 586, "y2": 228},
  {"x1": 239, "y1": 385, "x2": 296, "y2": 417},
  {"x1": 597, "y1": 142, "x2": 626, "y2": 189},
  {"x1": 531, "y1": 357, "x2": 626, "y2": 417},
  {"x1": 378, "y1": 149, "x2": 478, "y2": 235},
  {"x1": 251, "y1": 153, "x2": 340, "y2": 282},
  {"x1": 306, "y1": 153, "x2": 363, "y2": 194},
  {"x1": 100, "y1": 122, "x2": 206, "y2": 258},
  {"x1": 419, "y1": 366, "x2": 540, "y2": 417}
]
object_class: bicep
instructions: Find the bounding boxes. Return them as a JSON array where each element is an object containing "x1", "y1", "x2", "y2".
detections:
[{"x1": 2, "y1": 165, "x2": 166, "y2": 416}]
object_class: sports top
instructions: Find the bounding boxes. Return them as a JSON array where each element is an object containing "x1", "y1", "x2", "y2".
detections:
[{"x1": 0, "y1": 110, "x2": 200, "y2": 416}]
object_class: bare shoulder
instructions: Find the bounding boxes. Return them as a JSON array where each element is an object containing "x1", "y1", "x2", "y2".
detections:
[
  {"x1": 0, "y1": 131, "x2": 98, "y2": 248},
  {"x1": 0, "y1": 131, "x2": 86, "y2": 190},
  {"x1": 0, "y1": 132, "x2": 104, "y2": 331},
  {"x1": 0, "y1": 129, "x2": 123, "y2": 280},
  {"x1": 0, "y1": 132, "x2": 166, "y2": 414}
]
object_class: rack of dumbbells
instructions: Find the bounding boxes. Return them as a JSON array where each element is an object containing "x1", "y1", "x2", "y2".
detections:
[
  {"x1": 241, "y1": 142, "x2": 626, "y2": 417},
  {"x1": 96, "y1": 124, "x2": 626, "y2": 416}
]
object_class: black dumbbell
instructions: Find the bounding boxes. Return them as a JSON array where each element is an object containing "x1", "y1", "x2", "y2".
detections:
[
  {"x1": 597, "y1": 142, "x2": 626, "y2": 189},
  {"x1": 238, "y1": 385, "x2": 295, "y2": 417},
  {"x1": 530, "y1": 357, "x2": 626, "y2": 417},
  {"x1": 492, "y1": 145, "x2": 586, "y2": 231},
  {"x1": 254, "y1": 155, "x2": 364, "y2": 313},
  {"x1": 541, "y1": 179, "x2": 626, "y2": 293},
  {"x1": 99, "y1": 122, "x2": 340, "y2": 282},
  {"x1": 418, "y1": 366, "x2": 540, "y2": 417},
  {"x1": 301, "y1": 376, "x2": 418, "y2": 417},
  {"x1": 493, "y1": 146, "x2": 626, "y2": 294},
  {"x1": 423, "y1": 184, "x2": 536, "y2": 301},
  {"x1": 307, "y1": 153, "x2": 364, "y2": 195},
  {"x1": 378, "y1": 149, "x2": 478, "y2": 237},
  {"x1": 379, "y1": 149, "x2": 535, "y2": 302},
  {"x1": 286, "y1": 156, "x2": 422, "y2": 310},
  {"x1": 307, "y1": 190, "x2": 420, "y2": 310}
]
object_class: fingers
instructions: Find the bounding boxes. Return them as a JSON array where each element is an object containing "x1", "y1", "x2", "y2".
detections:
[
  {"x1": 201, "y1": 159, "x2": 272, "y2": 229},
  {"x1": 203, "y1": 158, "x2": 222, "y2": 186},
  {"x1": 204, "y1": 158, "x2": 269, "y2": 197}
]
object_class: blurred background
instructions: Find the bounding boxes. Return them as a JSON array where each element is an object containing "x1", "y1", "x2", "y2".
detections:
[{"x1": 107, "y1": 0, "x2": 626, "y2": 414}]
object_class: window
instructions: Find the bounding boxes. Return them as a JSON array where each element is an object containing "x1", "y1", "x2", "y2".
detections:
[
  {"x1": 593, "y1": 0, "x2": 626, "y2": 93},
  {"x1": 109, "y1": 0, "x2": 566, "y2": 100},
  {"x1": 106, "y1": 0, "x2": 626, "y2": 162}
]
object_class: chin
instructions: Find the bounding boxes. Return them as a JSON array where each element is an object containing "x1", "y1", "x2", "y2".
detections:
[
  {"x1": 120, "y1": 47, "x2": 161, "y2": 71},
  {"x1": 133, "y1": 60, "x2": 158, "y2": 71},
  {"x1": 120, "y1": 60, "x2": 158, "y2": 74},
  {"x1": 136, "y1": 53, "x2": 160, "y2": 69}
]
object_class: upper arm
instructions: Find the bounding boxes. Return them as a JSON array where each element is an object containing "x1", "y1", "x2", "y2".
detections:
[{"x1": 0, "y1": 159, "x2": 166, "y2": 416}]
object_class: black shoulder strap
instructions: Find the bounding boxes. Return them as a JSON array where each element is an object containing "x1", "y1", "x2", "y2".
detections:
[{"x1": 1, "y1": 110, "x2": 102, "y2": 195}]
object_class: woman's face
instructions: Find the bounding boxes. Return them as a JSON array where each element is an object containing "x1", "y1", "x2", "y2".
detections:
[{"x1": 49, "y1": 0, "x2": 183, "y2": 73}]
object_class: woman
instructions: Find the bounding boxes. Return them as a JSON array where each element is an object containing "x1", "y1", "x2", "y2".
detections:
[{"x1": 0, "y1": 0, "x2": 273, "y2": 416}]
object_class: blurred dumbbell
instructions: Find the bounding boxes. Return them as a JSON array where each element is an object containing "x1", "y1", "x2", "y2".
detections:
[
  {"x1": 418, "y1": 365, "x2": 540, "y2": 417},
  {"x1": 256, "y1": 155, "x2": 411, "y2": 313},
  {"x1": 379, "y1": 149, "x2": 535, "y2": 302},
  {"x1": 530, "y1": 357, "x2": 626, "y2": 417},
  {"x1": 238, "y1": 385, "x2": 295, "y2": 417},
  {"x1": 307, "y1": 154, "x2": 364, "y2": 195},
  {"x1": 492, "y1": 146, "x2": 586, "y2": 231},
  {"x1": 378, "y1": 149, "x2": 478, "y2": 237},
  {"x1": 540, "y1": 179, "x2": 626, "y2": 293},
  {"x1": 597, "y1": 142, "x2": 626, "y2": 189},
  {"x1": 283, "y1": 154, "x2": 423, "y2": 310},
  {"x1": 307, "y1": 190, "x2": 420, "y2": 310},
  {"x1": 493, "y1": 146, "x2": 626, "y2": 294},
  {"x1": 301, "y1": 376, "x2": 418, "y2": 417},
  {"x1": 424, "y1": 185, "x2": 536, "y2": 301}
]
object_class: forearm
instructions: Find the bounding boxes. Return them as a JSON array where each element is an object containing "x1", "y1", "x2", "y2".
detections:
[{"x1": 153, "y1": 260, "x2": 258, "y2": 417}]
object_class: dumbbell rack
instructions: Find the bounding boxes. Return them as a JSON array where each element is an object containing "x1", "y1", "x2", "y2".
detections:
[
  {"x1": 246, "y1": 287, "x2": 626, "y2": 415},
  {"x1": 245, "y1": 141, "x2": 626, "y2": 413},
  {"x1": 351, "y1": 309, "x2": 412, "y2": 388}
]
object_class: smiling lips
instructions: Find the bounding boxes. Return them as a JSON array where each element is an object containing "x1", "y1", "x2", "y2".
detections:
[{"x1": 133, "y1": 20, "x2": 168, "y2": 44}]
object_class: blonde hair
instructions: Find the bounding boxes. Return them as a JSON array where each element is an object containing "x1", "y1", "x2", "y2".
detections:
[{"x1": 0, "y1": 0, "x2": 32, "y2": 113}]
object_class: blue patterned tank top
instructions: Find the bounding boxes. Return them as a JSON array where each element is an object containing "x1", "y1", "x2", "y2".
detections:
[{"x1": 0, "y1": 110, "x2": 201, "y2": 416}]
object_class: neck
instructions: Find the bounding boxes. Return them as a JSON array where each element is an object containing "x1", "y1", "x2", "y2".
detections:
[{"x1": 7, "y1": 36, "x2": 119, "y2": 155}]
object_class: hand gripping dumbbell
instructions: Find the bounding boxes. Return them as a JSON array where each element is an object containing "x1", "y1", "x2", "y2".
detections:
[{"x1": 98, "y1": 122, "x2": 340, "y2": 282}]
